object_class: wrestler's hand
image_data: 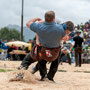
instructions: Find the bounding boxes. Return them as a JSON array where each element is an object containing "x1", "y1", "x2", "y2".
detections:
[
  {"x1": 35, "y1": 17, "x2": 42, "y2": 21},
  {"x1": 26, "y1": 17, "x2": 42, "y2": 28}
]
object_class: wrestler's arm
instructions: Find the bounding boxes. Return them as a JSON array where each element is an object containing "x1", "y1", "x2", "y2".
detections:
[
  {"x1": 35, "y1": 20, "x2": 44, "y2": 45},
  {"x1": 70, "y1": 43, "x2": 74, "y2": 52},
  {"x1": 36, "y1": 34, "x2": 41, "y2": 45},
  {"x1": 60, "y1": 29, "x2": 71, "y2": 42},
  {"x1": 26, "y1": 17, "x2": 42, "y2": 28}
]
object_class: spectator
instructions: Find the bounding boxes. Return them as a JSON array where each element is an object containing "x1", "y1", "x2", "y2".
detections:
[{"x1": 73, "y1": 30, "x2": 84, "y2": 67}]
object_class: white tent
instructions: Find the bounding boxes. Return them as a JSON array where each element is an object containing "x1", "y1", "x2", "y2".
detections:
[{"x1": 5, "y1": 41, "x2": 30, "y2": 47}]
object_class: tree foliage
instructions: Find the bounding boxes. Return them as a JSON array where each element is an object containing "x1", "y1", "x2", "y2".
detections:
[{"x1": 0, "y1": 27, "x2": 21, "y2": 41}]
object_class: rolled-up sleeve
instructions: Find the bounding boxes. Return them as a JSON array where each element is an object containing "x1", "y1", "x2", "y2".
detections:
[{"x1": 30, "y1": 22, "x2": 39, "y2": 33}]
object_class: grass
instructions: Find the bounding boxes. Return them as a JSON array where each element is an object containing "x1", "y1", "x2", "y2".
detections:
[
  {"x1": 83, "y1": 71, "x2": 90, "y2": 73},
  {"x1": 57, "y1": 70, "x2": 67, "y2": 72},
  {"x1": 74, "y1": 70, "x2": 90, "y2": 73},
  {"x1": 74, "y1": 70, "x2": 82, "y2": 72},
  {"x1": 0, "y1": 69, "x2": 13, "y2": 72}
]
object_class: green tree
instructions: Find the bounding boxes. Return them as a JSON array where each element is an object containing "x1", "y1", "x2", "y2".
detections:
[{"x1": 0, "y1": 27, "x2": 21, "y2": 41}]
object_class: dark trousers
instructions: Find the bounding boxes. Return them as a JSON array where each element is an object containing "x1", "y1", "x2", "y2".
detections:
[
  {"x1": 38, "y1": 57, "x2": 59, "y2": 80},
  {"x1": 19, "y1": 54, "x2": 26, "y2": 60},
  {"x1": 75, "y1": 47, "x2": 82, "y2": 67},
  {"x1": 21, "y1": 53, "x2": 59, "y2": 80},
  {"x1": 21, "y1": 53, "x2": 36, "y2": 68}
]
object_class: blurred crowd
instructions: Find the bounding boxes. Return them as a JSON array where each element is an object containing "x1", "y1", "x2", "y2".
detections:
[
  {"x1": 60, "y1": 20, "x2": 90, "y2": 64},
  {"x1": 0, "y1": 39, "x2": 34, "y2": 60}
]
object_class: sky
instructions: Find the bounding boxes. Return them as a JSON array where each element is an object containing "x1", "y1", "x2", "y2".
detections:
[{"x1": 0, "y1": 0, "x2": 90, "y2": 28}]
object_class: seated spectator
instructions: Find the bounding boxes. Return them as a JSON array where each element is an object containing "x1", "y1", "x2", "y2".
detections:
[
  {"x1": 7, "y1": 45, "x2": 17, "y2": 60},
  {"x1": 60, "y1": 46, "x2": 71, "y2": 65},
  {"x1": 18, "y1": 45, "x2": 27, "y2": 60}
]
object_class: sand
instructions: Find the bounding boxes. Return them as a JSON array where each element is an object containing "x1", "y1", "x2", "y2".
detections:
[{"x1": 0, "y1": 61, "x2": 90, "y2": 90}]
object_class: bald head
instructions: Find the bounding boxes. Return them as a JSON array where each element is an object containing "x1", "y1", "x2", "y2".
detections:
[{"x1": 45, "y1": 11, "x2": 55, "y2": 22}]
